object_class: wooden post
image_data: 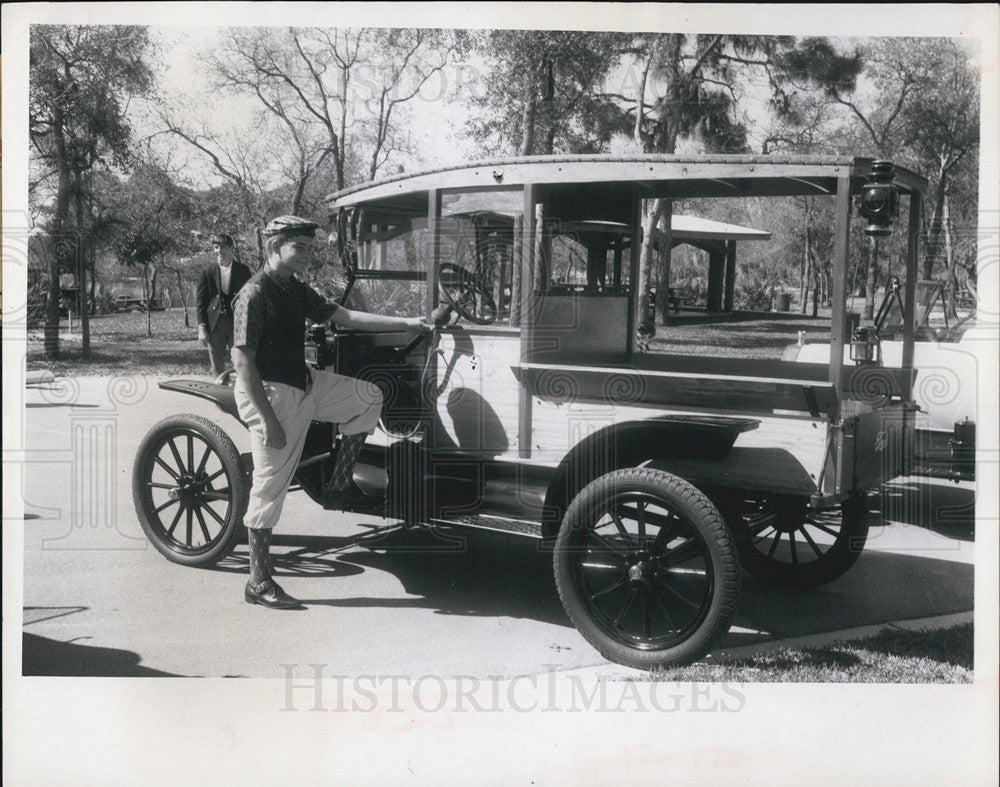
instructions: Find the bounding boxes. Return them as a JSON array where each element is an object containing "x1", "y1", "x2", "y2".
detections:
[
  {"x1": 706, "y1": 244, "x2": 725, "y2": 312},
  {"x1": 627, "y1": 190, "x2": 641, "y2": 363},
  {"x1": 723, "y1": 240, "x2": 737, "y2": 312},
  {"x1": 426, "y1": 190, "x2": 441, "y2": 318},
  {"x1": 902, "y1": 191, "x2": 921, "y2": 400},
  {"x1": 518, "y1": 183, "x2": 538, "y2": 459},
  {"x1": 613, "y1": 235, "x2": 623, "y2": 287},
  {"x1": 829, "y1": 174, "x2": 852, "y2": 415}
]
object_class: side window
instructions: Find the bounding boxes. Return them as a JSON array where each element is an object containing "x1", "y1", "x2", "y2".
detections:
[
  {"x1": 440, "y1": 189, "x2": 522, "y2": 327},
  {"x1": 546, "y1": 223, "x2": 632, "y2": 292},
  {"x1": 357, "y1": 209, "x2": 428, "y2": 274}
]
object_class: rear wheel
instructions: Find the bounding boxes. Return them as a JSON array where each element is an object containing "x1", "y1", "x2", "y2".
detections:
[
  {"x1": 720, "y1": 493, "x2": 870, "y2": 588},
  {"x1": 554, "y1": 468, "x2": 739, "y2": 669},
  {"x1": 133, "y1": 414, "x2": 249, "y2": 566}
]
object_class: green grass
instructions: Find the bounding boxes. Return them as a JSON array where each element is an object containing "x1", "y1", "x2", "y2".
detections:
[
  {"x1": 26, "y1": 308, "x2": 212, "y2": 377},
  {"x1": 647, "y1": 623, "x2": 973, "y2": 683}
]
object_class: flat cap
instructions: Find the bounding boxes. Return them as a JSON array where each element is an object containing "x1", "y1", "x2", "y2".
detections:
[{"x1": 263, "y1": 215, "x2": 321, "y2": 238}]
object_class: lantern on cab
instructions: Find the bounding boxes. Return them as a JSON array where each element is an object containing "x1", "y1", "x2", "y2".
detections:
[{"x1": 858, "y1": 160, "x2": 900, "y2": 237}]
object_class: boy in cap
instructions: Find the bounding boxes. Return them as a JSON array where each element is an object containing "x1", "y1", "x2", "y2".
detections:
[
  {"x1": 232, "y1": 215, "x2": 430, "y2": 609},
  {"x1": 197, "y1": 233, "x2": 252, "y2": 375}
]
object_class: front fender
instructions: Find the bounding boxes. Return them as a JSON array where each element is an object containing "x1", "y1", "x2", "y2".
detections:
[{"x1": 158, "y1": 379, "x2": 244, "y2": 423}]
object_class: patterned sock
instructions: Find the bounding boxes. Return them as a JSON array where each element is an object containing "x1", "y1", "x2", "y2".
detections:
[
  {"x1": 328, "y1": 432, "x2": 367, "y2": 492},
  {"x1": 247, "y1": 528, "x2": 272, "y2": 589}
]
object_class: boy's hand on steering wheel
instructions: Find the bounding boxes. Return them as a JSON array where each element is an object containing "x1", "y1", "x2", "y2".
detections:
[{"x1": 405, "y1": 316, "x2": 434, "y2": 333}]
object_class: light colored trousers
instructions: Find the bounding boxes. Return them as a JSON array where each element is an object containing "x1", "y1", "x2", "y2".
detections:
[{"x1": 235, "y1": 369, "x2": 382, "y2": 530}]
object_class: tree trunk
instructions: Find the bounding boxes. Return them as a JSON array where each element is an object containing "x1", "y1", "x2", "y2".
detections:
[
  {"x1": 542, "y1": 58, "x2": 556, "y2": 155},
  {"x1": 637, "y1": 199, "x2": 666, "y2": 324},
  {"x1": 654, "y1": 201, "x2": 674, "y2": 324},
  {"x1": 811, "y1": 253, "x2": 820, "y2": 318},
  {"x1": 89, "y1": 243, "x2": 97, "y2": 316},
  {"x1": 143, "y1": 262, "x2": 152, "y2": 338},
  {"x1": 509, "y1": 214, "x2": 523, "y2": 327},
  {"x1": 518, "y1": 66, "x2": 536, "y2": 156},
  {"x1": 172, "y1": 268, "x2": 190, "y2": 327},
  {"x1": 921, "y1": 170, "x2": 947, "y2": 280},
  {"x1": 44, "y1": 108, "x2": 73, "y2": 358},
  {"x1": 74, "y1": 167, "x2": 91, "y2": 358},
  {"x1": 942, "y1": 193, "x2": 958, "y2": 320}
]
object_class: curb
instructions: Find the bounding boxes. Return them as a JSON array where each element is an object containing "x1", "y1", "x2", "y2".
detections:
[
  {"x1": 705, "y1": 610, "x2": 973, "y2": 662},
  {"x1": 25, "y1": 369, "x2": 56, "y2": 386},
  {"x1": 547, "y1": 611, "x2": 974, "y2": 681}
]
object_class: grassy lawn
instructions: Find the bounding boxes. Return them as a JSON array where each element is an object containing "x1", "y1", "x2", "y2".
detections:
[
  {"x1": 649, "y1": 623, "x2": 973, "y2": 683},
  {"x1": 27, "y1": 306, "x2": 831, "y2": 376},
  {"x1": 26, "y1": 309, "x2": 213, "y2": 377},
  {"x1": 649, "y1": 309, "x2": 832, "y2": 359}
]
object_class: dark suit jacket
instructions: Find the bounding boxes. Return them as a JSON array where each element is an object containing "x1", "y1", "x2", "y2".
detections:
[{"x1": 196, "y1": 260, "x2": 252, "y2": 332}]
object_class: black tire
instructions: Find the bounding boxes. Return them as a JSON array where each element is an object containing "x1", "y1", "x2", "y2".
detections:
[
  {"x1": 554, "y1": 468, "x2": 740, "y2": 669},
  {"x1": 133, "y1": 414, "x2": 249, "y2": 566},
  {"x1": 719, "y1": 492, "x2": 870, "y2": 589}
]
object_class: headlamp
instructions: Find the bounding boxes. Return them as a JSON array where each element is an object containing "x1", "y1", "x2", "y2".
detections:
[{"x1": 858, "y1": 160, "x2": 900, "y2": 238}]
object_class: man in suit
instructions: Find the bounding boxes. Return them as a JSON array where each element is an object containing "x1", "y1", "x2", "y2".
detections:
[{"x1": 197, "y1": 233, "x2": 252, "y2": 375}]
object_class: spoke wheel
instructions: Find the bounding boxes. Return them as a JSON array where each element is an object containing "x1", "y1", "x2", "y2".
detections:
[
  {"x1": 438, "y1": 262, "x2": 497, "y2": 325},
  {"x1": 720, "y1": 493, "x2": 870, "y2": 588},
  {"x1": 554, "y1": 468, "x2": 739, "y2": 669},
  {"x1": 133, "y1": 414, "x2": 249, "y2": 566}
]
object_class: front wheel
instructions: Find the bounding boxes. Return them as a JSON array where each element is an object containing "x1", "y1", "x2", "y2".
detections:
[
  {"x1": 133, "y1": 414, "x2": 249, "y2": 566},
  {"x1": 554, "y1": 468, "x2": 739, "y2": 669}
]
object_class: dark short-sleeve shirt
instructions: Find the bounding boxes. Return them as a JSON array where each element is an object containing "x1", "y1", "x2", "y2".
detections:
[{"x1": 232, "y1": 268, "x2": 339, "y2": 391}]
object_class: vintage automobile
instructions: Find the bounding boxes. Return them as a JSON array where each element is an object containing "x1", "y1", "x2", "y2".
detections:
[{"x1": 133, "y1": 155, "x2": 927, "y2": 669}]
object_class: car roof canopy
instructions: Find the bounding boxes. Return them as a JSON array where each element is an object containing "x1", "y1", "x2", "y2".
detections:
[{"x1": 326, "y1": 154, "x2": 927, "y2": 210}]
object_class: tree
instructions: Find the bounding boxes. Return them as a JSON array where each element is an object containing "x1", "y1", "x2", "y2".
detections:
[
  {"x1": 194, "y1": 27, "x2": 460, "y2": 188},
  {"x1": 105, "y1": 157, "x2": 208, "y2": 336},
  {"x1": 29, "y1": 25, "x2": 155, "y2": 357},
  {"x1": 620, "y1": 35, "x2": 860, "y2": 323},
  {"x1": 772, "y1": 38, "x2": 979, "y2": 317},
  {"x1": 466, "y1": 30, "x2": 630, "y2": 156},
  {"x1": 894, "y1": 40, "x2": 979, "y2": 283}
]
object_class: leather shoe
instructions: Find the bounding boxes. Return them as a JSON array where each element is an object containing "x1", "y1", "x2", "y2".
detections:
[
  {"x1": 244, "y1": 579, "x2": 302, "y2": 609},
  {"x1": 323, "y1": 482, "x2": 382, "y2": 513}
]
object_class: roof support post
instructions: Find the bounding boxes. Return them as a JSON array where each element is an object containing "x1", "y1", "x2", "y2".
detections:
[
  {"x1": 707, "y1": 246, "x2": 725, "y2": 312},
  {"x1": 723, "y1": 239, "x2": 737, "y2": 312},
  {"x1": 902, "y1": 190, "x2": 921, "y2": 400},
  {"x1": 518, "y1": 183, "x2": 538, "y2": 459},
  {"x1": 628, "y1": 189, "x2": 641, "y2": 360},
  {"x1": 829, "y1": 174, "x2": 852, "y2": 418},
  {"x1": 426, "y1": 189, "x2": 441, "y2": 317}
]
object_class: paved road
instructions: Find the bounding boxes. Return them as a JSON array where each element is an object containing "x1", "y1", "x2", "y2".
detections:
[{"x1": 15, "y1": 376, "x2": 975, "y2": 678}]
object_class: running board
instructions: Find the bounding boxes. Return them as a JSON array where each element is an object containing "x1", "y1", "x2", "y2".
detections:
[{"x1": 427, "y1": 513, "x2": 543, "y2": 539}]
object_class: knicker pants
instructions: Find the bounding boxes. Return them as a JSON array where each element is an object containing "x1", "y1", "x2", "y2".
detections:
[{"x1": 235, "y1": 369, "x2": 383, "y2": 531}]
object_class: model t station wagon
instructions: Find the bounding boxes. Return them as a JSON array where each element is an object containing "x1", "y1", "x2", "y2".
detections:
[{"x1": 134, "y1": 154, "x2": 928, "y2": 669}]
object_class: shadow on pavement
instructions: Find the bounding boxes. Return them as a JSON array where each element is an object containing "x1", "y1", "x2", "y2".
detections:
[
  {"x1": 205, "y1": 506, "x2": 974, "y2": 653},
  {"x1": 874, "y1": 481, "x2": 976, "y2": 541},
  {"x1": 23, "y1": 633, "x2": 185, "y2": 677},
  {"x1": 725, "y1": 549, "x2": 973, "y2": 647},
  {"x1": 297, "y1": 528, "x2": 569, "y2": 625}
]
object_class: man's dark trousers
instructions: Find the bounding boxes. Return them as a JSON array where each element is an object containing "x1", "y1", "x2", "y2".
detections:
[{"x1": 197, "y1": 260, "x2": 251, "y2": 375}]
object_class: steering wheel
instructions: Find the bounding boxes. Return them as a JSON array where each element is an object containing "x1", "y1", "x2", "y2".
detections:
[
  {"x1": 389, "y1": 303, "x2": 455, "y2": 364},
  {"x1": 438, "y1": 262, "x2": 497, "y2": 325}
]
